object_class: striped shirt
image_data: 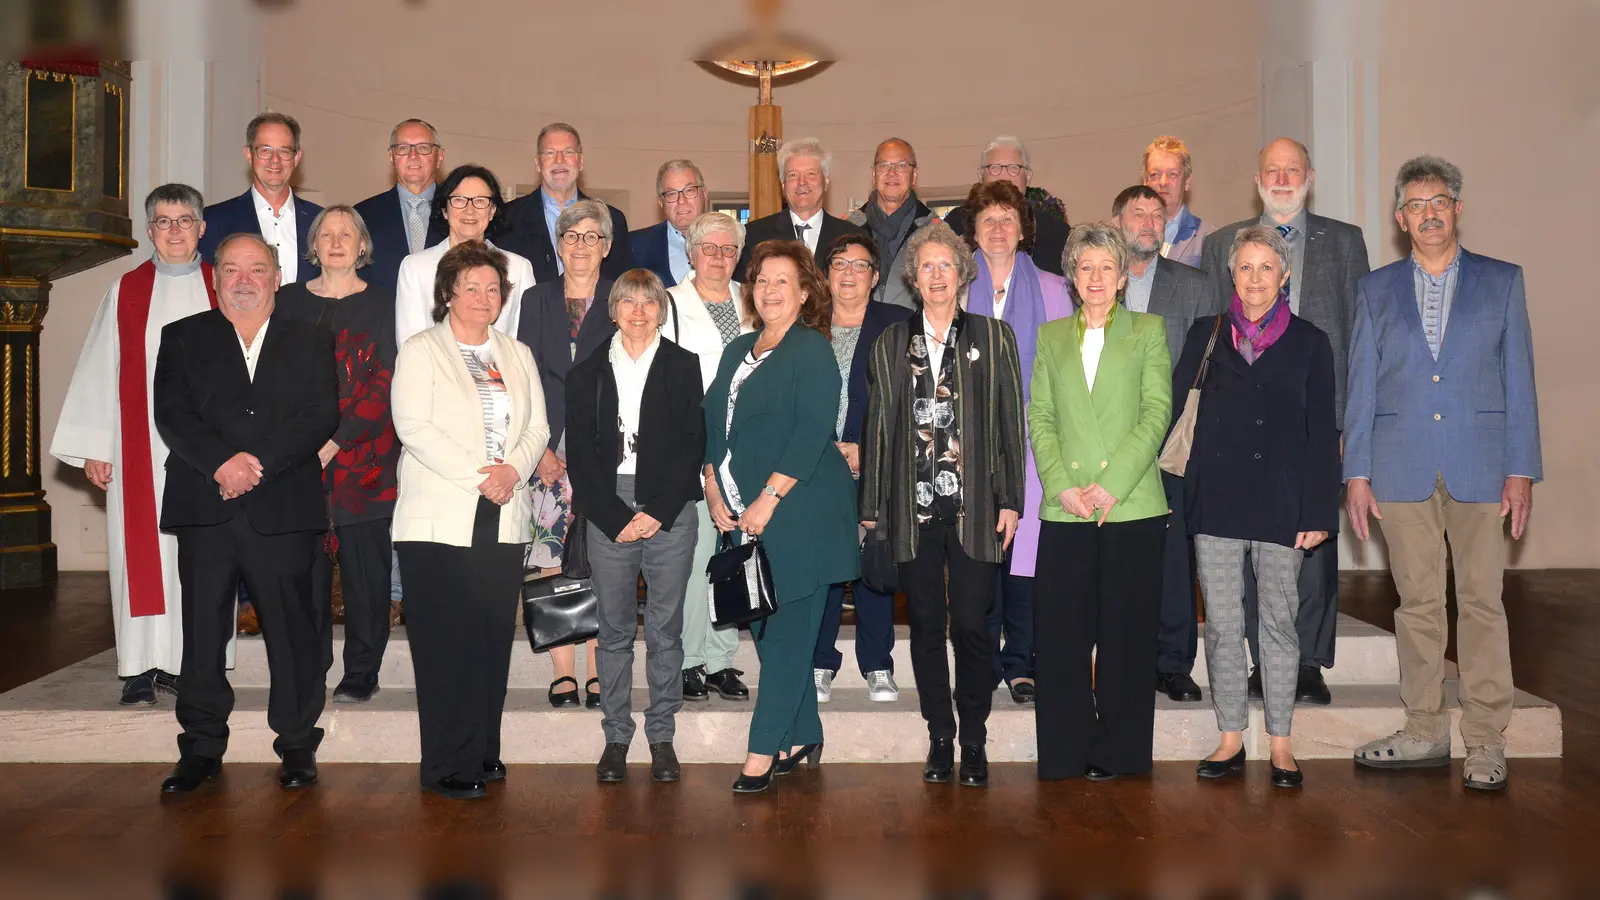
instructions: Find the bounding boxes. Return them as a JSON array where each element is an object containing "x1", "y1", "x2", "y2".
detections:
[{"x1": 1412, "y1": 247, "x2": 1462, "y2": 360}]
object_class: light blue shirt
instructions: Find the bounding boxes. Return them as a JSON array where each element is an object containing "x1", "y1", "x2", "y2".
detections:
[
  {"x1": 397, "y1": 182, "x2": 437, "y2": 254},
  {"x1": 1412, "y1": 246, "x2": 1463, "y2": 360},
  {"x1": 542, "y1": 189, "x2": 577, "y2": 274},
  {"x1": 1124, "y1": 258, "x2": 1158, "y2": 313},
  {"x1": 667, "y1": 224, "x2": 692, "y2": 285},
  {"x1": 1163, "y1": 205, "x2": 1189, "y2": 244}
]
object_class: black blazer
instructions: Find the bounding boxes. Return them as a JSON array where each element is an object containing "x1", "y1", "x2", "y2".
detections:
[
  {"x1": 566, "y1": 338, "x2": 706, "y2": 540},
  {"x1": 153, "y1": 309, "x2": 338, "y2": 535},
  {"x1": 1171, "y1": 314, "x2": 1340, "y2": 548},
  {"x1": 944, "y1": 204, "x2": 1070, "y2": 277},
  {"x1": 352, "y1": 187, "x2": 449, "y2": 296},
  {"x1": 197, "y1": 189, "x2": 324, "y2": 281},
  {"x1": 629, "y1": 221, "x2": 679, "y2": 287},
  {"x1": 515, "y1": 279, "x2": 616, "y2": 452},
  {"x1": 841, "y1": 301, "x2": 914, "y2": 442},
  {"x1": 498, "y1": 187, "x2": 634, "y2": 284},
  {"x1": 736, "y1": 210, "x2": 866, "y2": 281}
]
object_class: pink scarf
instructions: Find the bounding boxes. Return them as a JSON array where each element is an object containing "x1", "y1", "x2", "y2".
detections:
[{"x1": 1227, "y1": 290, "x2": 1289, "y2": 364}]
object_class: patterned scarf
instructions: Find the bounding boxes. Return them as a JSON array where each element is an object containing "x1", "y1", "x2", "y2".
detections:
[
  {"x1": 908, "y1": 308, "x2": 965, "y2": 525},
  {"x1": 1227, "y1": 290, "x2": 1290, "y2": 364}
]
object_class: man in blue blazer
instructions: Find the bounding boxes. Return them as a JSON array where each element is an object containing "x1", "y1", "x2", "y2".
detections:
[
  {"x1": 352, "y1": 118, "x2": 450, "y2": 295},
  {"x1": 497, "y1": 122, "x2": 632, "y2": 284},
  {"x1": 1345, "y1": 156, "x2": 1540, "y2": 792},
  {"x1": 629, "y1": 159, "x2": 706, "y2": 288},
  {"x1": 197, "y1": 112, "x2": 323, "y2": 286}
]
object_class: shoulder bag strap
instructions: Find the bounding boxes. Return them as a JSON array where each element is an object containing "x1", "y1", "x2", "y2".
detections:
[{"x1": 1192, "y1": 314, "x2": 1225, "y2": 389}]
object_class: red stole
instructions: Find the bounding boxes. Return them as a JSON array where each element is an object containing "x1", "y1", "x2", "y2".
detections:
[{"x1": 115, "y1": 260, "x2": 217, "y2": 617}]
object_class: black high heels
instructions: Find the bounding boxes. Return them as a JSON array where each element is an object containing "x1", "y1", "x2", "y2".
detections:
[
  {"x1": 774, "y1": 742, "x2": 824, "y2": 776},
  {"x1": 1196, "y1": 747, "x2": 1247, "y2": 780},
  {"x1": 732, "y1": 757, "x2": 780, "y2": 794}
]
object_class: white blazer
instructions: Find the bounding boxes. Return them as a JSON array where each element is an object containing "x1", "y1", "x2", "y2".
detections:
[
  {"x1": 394, "y1": 239, "x2": 534, "y2": 347},
  {"x1": 663, "y1": 275, "x2": 754, "y2": 389},
  {"x1": 391, "y1": 323, "x2": 549, "y2": 547}
]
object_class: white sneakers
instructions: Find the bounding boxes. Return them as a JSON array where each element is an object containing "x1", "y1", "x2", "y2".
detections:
[
  {"x1": 814, "y1": 668, "x2": 835, "y2": 703},
  {"x1": 865, "y1": 670, "x2": 899, "y2": 702}
]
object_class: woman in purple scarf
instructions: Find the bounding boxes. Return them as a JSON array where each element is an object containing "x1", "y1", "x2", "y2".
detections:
[
  {"x1": 1170, "y1": 225, "x2": 1340, "y2": 789},
  {"x1": 960, "y1": 181, "x2": 1070, "y2": 705}
]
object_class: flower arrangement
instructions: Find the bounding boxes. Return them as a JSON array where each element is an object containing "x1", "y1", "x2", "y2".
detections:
[{"x1": 1026, "y1": 186, "x2": 1068, "y2": 225}]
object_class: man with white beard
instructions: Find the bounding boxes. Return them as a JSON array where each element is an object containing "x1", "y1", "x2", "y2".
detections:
[
  {"x1": 1200, "y1": 138, "x2": 1369, "y2": 707},
  {"x1": 51, "y1": 184, "x2": 231, "y2": 707}
]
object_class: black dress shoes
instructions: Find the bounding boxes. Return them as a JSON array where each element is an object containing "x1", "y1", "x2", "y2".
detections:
[
  {"x1": 1247, "y1": 667, "x2": 1264, "y2": 701},
  {"x1": 585, "y1": 677, "x2": 602, "y2": 709},
  {"x1": 424, "y1": 775, "x2": 486, "y2": 800},
  {"x1": 1196, "y1": 748, "x2": 1247, "y2": 780},
  {"x1": 922, "y1": 738, "x2": 955, "y2": 783},
  {"x1": 154, "y1": 670, "x2": 180, "y2": 699},
  {"x1": 279, "y1": 748, "x2": 318, "y2": 790},
  {"x1": 1157, "y1": 672, "x2": 1203, "y2": 702},
  {"x1": 1271, "y1": 761, "x2": 1304, "y2": 788},
  {"x1": 732, "y1": 758, "x2": 778, "y2": 794},
  {"x1": 160, "y1": 755, "x2": 221, "y2": 794},
  {"x1": 482, "y1": 759, "x2": 507, "y2": 783},
  {"x1": 596, "y1": 742, "x2": 629, "y2": 783},
  {"x1": 705, "y1": 668, "x2": 750, "y2": 700},
  {"x1": 774, "y1": 742, "x2": 823, "y2": 776},
  {"x1": 1084, "y1": 765, "x2": 1118, "y2": 782},
  {"x1": 1296, "y1": 667, "x2": 1332, "y2": 705},
  {"x1": 682, "y1": 666, "x2": 710, "y2": 702},
  {"x1": 332, "y1": 674, "x2": 378, "y2": 704},
  {"x1": 650, "y1": 742, "x2": 681, "y2": 782},
  {"x1": 1007, "y1": 680, "x2": 1036, "y2": 704},
  {"x1": 120, "y1": 671, "x2": 157, "y2": 707},
  {"x1": 958, "y1": 745, "x2": 989, "y2": 787}
]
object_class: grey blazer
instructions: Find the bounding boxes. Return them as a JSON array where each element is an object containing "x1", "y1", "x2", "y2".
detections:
[
  {"x1": 1143, "y1": 257, "x2": 1220, "y2": 369},
  {"x1": 1200, "y1": 213, "x2": 1369, "y2": 428}
]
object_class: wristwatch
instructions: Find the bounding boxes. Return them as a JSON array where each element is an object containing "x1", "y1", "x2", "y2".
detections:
[{"x1": 763, "y1": 484, "x2": 782, "y2": 499}]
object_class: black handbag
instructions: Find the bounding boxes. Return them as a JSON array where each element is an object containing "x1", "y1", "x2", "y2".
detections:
[
  {"x1": 521, "y1": 514, "x2": 598, "y2": 652},
  {"x1": 859, "y1": 527, "x2": 898, "y2": 595},
  {"x1": 707, "y1": 531, "x2": 778, "y2": 633}
]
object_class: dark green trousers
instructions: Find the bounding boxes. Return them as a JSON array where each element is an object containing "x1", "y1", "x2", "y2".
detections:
[{"x1": 747, "y1": 584, "x2": 829, "y2": 755}]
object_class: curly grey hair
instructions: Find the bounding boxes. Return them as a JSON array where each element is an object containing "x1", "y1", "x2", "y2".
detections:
[
  {"x1": 1063, "y1": 222, "x2": 1129, "y2": 282},
  {"x1": 555, "y1": 198, "x2": 613, "y2": 243},
  {"x1": 1227, "y1": 223, "x2": 1291, "y2": 274},
  {"x1": 901, "y1": 221, "x2": 977, "y2": 297},
  {"x1": 1394, "y1": 155, "x2": 1463, "y2": 209}
]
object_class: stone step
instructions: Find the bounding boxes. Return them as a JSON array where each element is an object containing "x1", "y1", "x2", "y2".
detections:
[
  {"x1": 0, "y1": 653, "x2": 1559, "y2": 764},
  {"x1": 203, "y1": 614, "x2": 1399, "y2": 690}
]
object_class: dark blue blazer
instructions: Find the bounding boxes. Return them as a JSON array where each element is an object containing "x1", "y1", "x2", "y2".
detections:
[
  {"x1": 498, "y1": 187, "x2": 633, "y2": 284},
  {"x1": 841, "y1": 301, "x2": 915, "y2": 442},
  {"x1": 197, "y1": 189, "x2": 323, "y2": 282},
  {"x1": 515, "y1": 278, "x2": 616, "y2": 454},
  {"x1": 352, "y1": 187, "x2": 449, "y2": 296},
  {"x1": 629, "y1": 221, "x2": 678, "y2": 287}
]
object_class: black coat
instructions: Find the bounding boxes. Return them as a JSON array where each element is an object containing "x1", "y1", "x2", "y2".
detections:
[
  {"x1": 736, "y1": 210, "x2": 865, "y2": 282},
  {"x1": 840, "y1": 301, "x2": 914, "y2": 442},
  {"x1": 497, "y1": 187, "x2": 633, "y2": 284},
  {"x1": 944, "y1": 203, "x2": 1070, "y2": 277},
  {"x1": 515, "y1": 279, "x2": 616, "y2": 452},
  {"x1": 566, "y1": 337, "x2": 706, "y2": 540},
  {"x1": 1171, "y1": 314, "x2": 1340, "y2": 548},
  {"x1": 352, "y1": 187, "x2": 449, "y2": 295},
  {"x1": 153, "y1": 309, "x2": 338, "y2": 535}
]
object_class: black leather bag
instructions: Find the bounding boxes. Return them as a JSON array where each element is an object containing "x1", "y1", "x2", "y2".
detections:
[
  {"x1": 859, "y1": 527, "x2": 898, "y2": 595},
  {"x1": 707, "y1": 531, "x2": 777, "y2": 632},
  {"x1": 521, "y1": 515, "x2": 597, "y2": 652}
]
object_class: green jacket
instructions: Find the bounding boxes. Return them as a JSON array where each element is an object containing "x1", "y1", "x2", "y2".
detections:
[
  {"x1": 1027, "y1": 307, "x2": 1172, "y2": 524},
  {"x1": 703, "y1": 327, "x2": 860, "y2": 602}
]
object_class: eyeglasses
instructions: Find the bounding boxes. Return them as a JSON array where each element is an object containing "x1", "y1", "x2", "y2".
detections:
[
  {"x1": 390, "y1": 142, "x2": 440, "y2": 157},
  {"x1": 1401, "y1": 194, "x2": 1455, "y2": 215},
  {"x1": 918, "y1": 261, "x2": 955, "y2": 276},
  {"x1": 152, "y1": 215, "x2": 198, "y2": 232},
  {"x1": 448, "y1": 195, "x2": 494, "y2": 210},
  {"x1": 251, "y1": 145, "x2": 298, "y2": 161},
  {"x1": 829, "y1": 258, "x2": 874, "y2": 273},
  {"x1": 561, "y1": 231, "x2": 605, "y2": 246},
  {"x1": 538, "y1": 148, "x2": 581, "y2": 162},
  {"x1": 873, "y1": 161, "x2": 915, "y2": 174},
  {"x1": 695, "y1": 242, "x2": 738, "y2": 259},
  {"x1": 981, "y1": 163, "x2": 1029, "y2": 177},
  {"x1": 660, "y1": 184, "x2": 704, "y2": 204}
]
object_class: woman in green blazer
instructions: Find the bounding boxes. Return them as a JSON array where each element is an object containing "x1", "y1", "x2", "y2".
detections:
[
  {"x1": 703, "y1": 240, "x2": 859, "y2": 793},
  {"x1": 1028, "y1": 223, "x2": 1173, "y2": 781}
]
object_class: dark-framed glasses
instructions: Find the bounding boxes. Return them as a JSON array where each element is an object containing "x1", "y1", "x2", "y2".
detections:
[
  {"x1": 829, "y1": 258, "x2": 873, "y2": 273},
  {"x1": 561, "y1": 231, "x2": 605, "y2": 246},
  {"x1": 981, "y1": 163, "x2": 1029, "y2": 177},
  {"x1": 660, "y1": 184, "x2": 704, "y2": 204},
  {"x1": 448, "y1": 195, "x2": 494, "y2": 210},
  {"x1": 1401, "y1": 194, "x2": 1455, "y2": 215},
  {"x1": 390, "y1": 142, "x2": 440, "y2": 157},
  {"x1": 152, "y1": 215, "x2": 198, "y2": 232},
  {"x1": 695, "y1": 242, "x2": 738, "y2": 259},
  {"x1": 251, "y1": 145, "x2": 297, "y2": 161}
]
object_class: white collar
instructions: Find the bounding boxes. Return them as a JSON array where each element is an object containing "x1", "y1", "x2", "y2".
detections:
[
  {"x1": 251, "y1": 186, "x2": 295, "y2": 218},
  {"x1": 790, "y1": 208, "x2": 824, "y2": 230}
]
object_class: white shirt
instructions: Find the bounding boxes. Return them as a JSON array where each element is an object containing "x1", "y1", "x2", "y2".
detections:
[
  {"x1": 662, "y1": 277, "x2": 753, "y2": 389},
  {"x1": 394, "y1": 239, "x2": 532, "y2": 347},
  {"x1": 251, "y1": 188, "x2": 299, "y2": 285},
  {"x1": 924, "y1": 315, "x2": 954, "y2": 372},
  {"x1": 609, "y1": 331, "x2": 660, "y2": 476},
  {"x1": 790, "y1": 209, "x2": 825, "y2": 255},
  {"x1": 236, "y1": 318, "x2": 270, "y2": 381},
  {"x1": 1082, "y1": 326, "x2": 1106, "y2": 391},
  {"x1": 719, "y1": 348, "x2": 772, "y2": 513},
  {"x1": 992, "y1": 270, "x2": 1015, "y2": 321}
]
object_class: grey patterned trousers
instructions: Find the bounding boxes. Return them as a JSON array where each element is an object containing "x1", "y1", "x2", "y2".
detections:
[{"x1": 1193, "y1": 535, "x2": 1302, "y2": 736}]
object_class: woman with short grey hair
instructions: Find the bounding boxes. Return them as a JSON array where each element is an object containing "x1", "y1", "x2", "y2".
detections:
[{"x1": 900, "y1": 221, "x2": 978, "y2": 299}]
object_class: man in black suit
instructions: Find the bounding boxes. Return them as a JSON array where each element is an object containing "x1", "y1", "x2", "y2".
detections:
[
  {"x1": 197, "y1": 112, "x2": 323, "y2": 286},
  {"x1": 629, "y1": 159, "x2": 706, "y2": 288},
  {"x1": 498, "y1": 122, "x2": 632, "y2": 283},
  {"x1": 153, "y1": 233, "x2": 338, "y2": 795},
  {"x1": 736, "y1": 137, "x2": 865, "y2": 278},
  {"x1": 943, "y1": 136, "x2": 1070, "y2": 277},
  {"x1": 353, "y1": 118, "x2": 450, "y2": 295},
  {"x1": 1113, "y1": 185, "x2": 1222, "y2": 704}
]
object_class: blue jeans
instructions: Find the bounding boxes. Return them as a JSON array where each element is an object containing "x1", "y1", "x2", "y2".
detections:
[{"x1": 813, "y1": 580, "x2": 896, "y2": 674}]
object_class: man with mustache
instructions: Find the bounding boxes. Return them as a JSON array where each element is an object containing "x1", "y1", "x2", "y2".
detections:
[
  {"x1": 152, "y1": 233, "x2": 338, "y2": 794},
  {"x1": 1112, "y1": 185, "x2": 1219, "y2": 704},
  {"x1": 499, "y1": 122, "x2": 633, "y2": 283},
  {"x1": 198, "y1": 113, "x2": 323, "y2": 286},
  {"x1": 1199, "y1": 137, "x2": 1370, "y2": 707},
  {"x1": 849, "y1": 138, "x2": 937, "y2": 309},
  {"x1": 737, "y1": 137, "x2": 865, "y2": 277},
  {"x1": 1344, "y1": 156, "x2": 1540, "y2": 792}
]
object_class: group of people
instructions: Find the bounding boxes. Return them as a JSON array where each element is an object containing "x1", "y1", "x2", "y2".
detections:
[{"x1": 50, "y1": 112, "x2": 1541, "y2": 799}]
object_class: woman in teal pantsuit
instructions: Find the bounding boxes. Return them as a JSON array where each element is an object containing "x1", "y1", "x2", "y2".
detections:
[{"x1": 702, "y1": 240, "x2": 859, "y2": 794}]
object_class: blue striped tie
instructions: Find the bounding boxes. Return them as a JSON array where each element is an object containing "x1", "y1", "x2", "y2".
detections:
[{"x1": 1277, "y1": 223, "x2": 1294, "y2": 298}]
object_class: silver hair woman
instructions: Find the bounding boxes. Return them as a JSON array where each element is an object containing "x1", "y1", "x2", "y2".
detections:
[{"x1": 901, "y1": 221, "x2": 978, "y2": 299}]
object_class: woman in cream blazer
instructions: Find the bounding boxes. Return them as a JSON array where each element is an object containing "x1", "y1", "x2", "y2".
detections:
[{"x1": 391, "y1": 241, "x2": 549, "y2": 801}]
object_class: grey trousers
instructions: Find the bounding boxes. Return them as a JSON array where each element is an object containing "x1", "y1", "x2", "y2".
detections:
[
  {"x1": 680, "y1": 501, "x2": 739, "y2": 673},
  {"x1": 1194, "y1": 534, "x2": 1302, "y2": 737},
  {"x1": 587, "y1": 476, "x2": 698, "y2": 746}
]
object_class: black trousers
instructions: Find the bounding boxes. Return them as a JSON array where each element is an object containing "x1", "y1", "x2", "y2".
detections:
[
  {"x1": 396, "y1": 498, "x2": 522, "y2": 786},
  {"x1": 1244, "y1": 536, "x2": 1338, "y2": 669},
  {"x1": 311, "y1": 518, "x2": 394, "y2": 686},
  {"x1": 1033, "y1": 517, "x2": 1166, "y2": 780},
  {"x1": 899, "y1": 523, "x2": 999, "y2": 746},
  {"x1": 174, "y1": 513, "x2": 325, "y2": 760},
  {"x1": 1156, "y1": 471, "x2": 1199, "y2": 676}
]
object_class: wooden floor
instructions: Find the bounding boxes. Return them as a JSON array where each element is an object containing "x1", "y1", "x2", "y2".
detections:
[{"x1": 2, "y1": 571, "x2": 1598, "y2": 896}]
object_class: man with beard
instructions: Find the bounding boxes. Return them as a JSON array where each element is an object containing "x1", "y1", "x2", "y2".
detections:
[
  {"x1": 1200, "y1": 137, "x2": 1370, "y2": 707},
  {"x1": 1112, "y1": 185, "x2": 1218, "y2": 703},
  {"x1": 849, "y1": 138, "x2": 937, "y2": 309},
  {"x1": 499, "y1": 122, "x2": 632, "y2": 283}
]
